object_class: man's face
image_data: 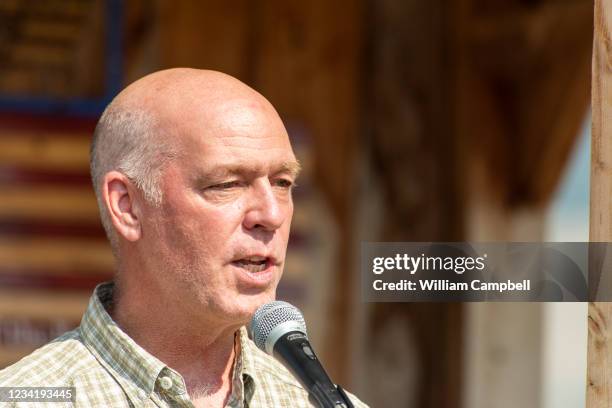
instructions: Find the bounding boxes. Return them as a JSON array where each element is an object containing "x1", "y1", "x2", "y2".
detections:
[{"x1": 139, "y1": 96, "x2": 298, "y2": 328}]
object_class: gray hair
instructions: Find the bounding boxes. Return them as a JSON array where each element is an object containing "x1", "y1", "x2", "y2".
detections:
[{"x1": 90, "y1": 105, "x2": 173, "y2": 253}]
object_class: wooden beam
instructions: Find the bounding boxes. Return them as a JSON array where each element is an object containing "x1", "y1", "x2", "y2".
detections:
[
  {"x1": 588, "y1": 1, "x2": 612, "y2": 407},
  {"x1": 362, "y1": 1, "x2": 464, "y2": 406},
  {"x1": 458, "y1": 0, "x2": 592, "y2": 207}
]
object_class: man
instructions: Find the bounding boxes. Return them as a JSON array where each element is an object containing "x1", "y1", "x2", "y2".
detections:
[{"x1": 0, "y1": 69, "x2": 367, "y2": 407}]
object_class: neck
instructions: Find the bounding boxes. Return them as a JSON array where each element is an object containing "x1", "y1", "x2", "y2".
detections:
[{"x1": 110, "y1": 274, "x2": 240, "y2": 402}]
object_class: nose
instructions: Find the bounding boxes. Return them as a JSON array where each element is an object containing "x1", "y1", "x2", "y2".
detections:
[{"x1": 242, "y1": 179, "x2": 288, "y2": 231}]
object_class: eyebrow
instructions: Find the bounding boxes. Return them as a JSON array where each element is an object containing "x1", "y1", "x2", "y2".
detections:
[
  {"x1": 279, "y1": 160, "x2": 302, "y2": 179},
  {"x1": 196, "y1": 160, "x2": 302, "y2": 183}
]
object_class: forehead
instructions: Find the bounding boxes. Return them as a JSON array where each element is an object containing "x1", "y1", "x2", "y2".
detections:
[
  {"x1": 166, "y1": 97, "x2": 296, "y2": 174},
  {"x1": 211, "y1": 99, "x2": 280, "y2": 134}
]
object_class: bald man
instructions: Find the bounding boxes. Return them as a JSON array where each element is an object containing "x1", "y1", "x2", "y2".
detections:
[{"x1": 0, "y1": 69, "x2": 367, "y2": 408}]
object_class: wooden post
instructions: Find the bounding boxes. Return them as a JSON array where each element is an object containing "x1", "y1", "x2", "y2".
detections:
[{"x1": 588, "y1": 1, "x2": 612, "y2": 407}]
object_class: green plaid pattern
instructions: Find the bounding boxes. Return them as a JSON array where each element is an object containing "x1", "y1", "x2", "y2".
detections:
[{"x1": 0, "y1": 283, "x2": 367, "y2": 407}]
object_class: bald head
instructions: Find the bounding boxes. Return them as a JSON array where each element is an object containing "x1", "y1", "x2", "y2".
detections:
[
  {"x1": 90, "y1": 68, "x2": 289, "y2": 252},
  {"x1": 110, "y1": 69, "x2": 277, "y2": 128}
]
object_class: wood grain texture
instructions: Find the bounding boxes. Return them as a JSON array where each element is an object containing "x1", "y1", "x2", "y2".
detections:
[
  {"x1": 588, "y1": 302, "x2": 612, "y2": 408},
  {"x1": 589, "y1": 2, "x2": 612, "y2": 407}
]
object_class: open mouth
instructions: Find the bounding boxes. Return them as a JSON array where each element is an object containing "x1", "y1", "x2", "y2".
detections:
[{"x1": 232, "y1": 256, "x2": 270, "y2": 273}]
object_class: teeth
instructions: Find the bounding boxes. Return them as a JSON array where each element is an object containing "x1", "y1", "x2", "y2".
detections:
[
  {"x1": 245, "y1": 256, "x2": 266, "y2": 262},
  {"x1": 246, "y1": 256, "x2": 266, "y2": 262},
  {"x1": 235, "y1": 260, "x2": 268, "y2": 273}
]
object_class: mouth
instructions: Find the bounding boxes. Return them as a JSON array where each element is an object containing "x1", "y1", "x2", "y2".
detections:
[
  {"x1": 232, "y1": 257, "x2": 268, "y2": 273},
  {"x1": 231, "y1": 254, "x2": 279, "y2": 288},
  {"x1": 231, "y1": 255, "x2": 277, "y2": 273}
]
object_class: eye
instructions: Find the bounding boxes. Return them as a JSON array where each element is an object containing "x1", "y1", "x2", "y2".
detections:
[
  {"x1": 273, "y1": 178, "x2": 295, "y2": 189},
  {"x1": 207, "y1": 180, "x2": 243, "y2": 190}
]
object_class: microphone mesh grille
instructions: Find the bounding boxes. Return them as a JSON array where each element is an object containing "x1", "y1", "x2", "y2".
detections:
[{"x1": 250, "y1": 301, "x2": 307, "y2": 351}]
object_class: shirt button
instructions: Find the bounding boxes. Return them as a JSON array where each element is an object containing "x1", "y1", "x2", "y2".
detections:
[{"x1": 159, "y1": 376, "x2": 173, "y2": 391}]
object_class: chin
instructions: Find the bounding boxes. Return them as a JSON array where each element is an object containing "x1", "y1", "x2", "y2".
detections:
[{"x1": 229, "y1": 291, "x2": 276, "y2": 322}]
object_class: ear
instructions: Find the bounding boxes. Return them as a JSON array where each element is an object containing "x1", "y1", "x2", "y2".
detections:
[{"x1": 102, "y1": 171, "x2": 142, "y2": 242}]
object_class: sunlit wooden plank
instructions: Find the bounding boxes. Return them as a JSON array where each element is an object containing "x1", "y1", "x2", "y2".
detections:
[
  {"x1": 0, "y1": 133, "x2": 90, "y2": 171},
  {"x1": 588, "y1": 2, "x2": 612, "y2": 408},
  {"x1": 0, "y1": 238, "x2": 113, "y2": 273},
  {"x1": 0, "y1": 186, "x2": 99, "y2": 221},
  {"x1": 0, "y1": 289, "x2": 89, "y2": 320}
]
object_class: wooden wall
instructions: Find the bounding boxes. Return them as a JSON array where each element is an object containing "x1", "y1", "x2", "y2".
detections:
[{"x1": 0, "y1": 115, "x2": 107, "y2": 367}]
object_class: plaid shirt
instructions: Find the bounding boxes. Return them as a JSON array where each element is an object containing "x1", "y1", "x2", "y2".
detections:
[{"x1": 0, "y1": 282, "x2": 367, "y2": 408}]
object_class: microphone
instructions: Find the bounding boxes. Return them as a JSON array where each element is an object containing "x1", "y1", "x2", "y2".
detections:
[{"x1": 250, "y1": 301, "x2": 354, "y2": 408}]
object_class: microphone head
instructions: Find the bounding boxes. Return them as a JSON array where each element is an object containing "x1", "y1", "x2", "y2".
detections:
[{"x1": 250, "y1": 301, "x2": 308, "y2": 355}]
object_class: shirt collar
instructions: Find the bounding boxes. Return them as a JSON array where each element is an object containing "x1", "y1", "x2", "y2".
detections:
[
  {"x1": 238, "y1": 326, "x2": 258, "y2": 381},
  {"x1": 237, "y1": 326, "x2": 258, "y2": 402},
  {"x1": 79, "y1": 281, "x2": 255, "y2": 404},
  {"x1": 79, "y1": 282, "x2": 168, "y2": 399}
]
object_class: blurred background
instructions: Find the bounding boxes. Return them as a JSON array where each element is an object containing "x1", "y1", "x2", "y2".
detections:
[{"x1": 0, "y1": 1, "x2": 593, "y2": 407}]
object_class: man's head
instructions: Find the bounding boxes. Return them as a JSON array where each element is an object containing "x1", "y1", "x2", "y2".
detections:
[{"x1": 90, "y1": 68, "x2": 299, "y2": 327}]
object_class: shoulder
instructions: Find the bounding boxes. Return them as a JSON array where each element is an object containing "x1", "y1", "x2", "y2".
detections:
[
  {"x1": 0, "y1": 329, "x2": 131, "y2": 407},
  {"x1": 0, "y1": 329, "x2": 90, "y2": 386},
  {"x1": 0, "y1": 328, "x2": 116, "y2": 388}
]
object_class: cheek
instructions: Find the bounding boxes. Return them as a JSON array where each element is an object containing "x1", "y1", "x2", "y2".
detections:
[
  {"x1": 281, "y1": 202, "x2": 294, "y2": 233},
  {"x1": 201, "y1": 201, "x2": 246, "y2": 232},
  {"x1": 164, "y1": 200, "x2": 246, "y2": 249}
]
